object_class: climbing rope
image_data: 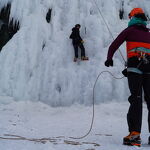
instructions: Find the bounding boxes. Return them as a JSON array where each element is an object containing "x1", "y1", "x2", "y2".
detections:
[
  {"x1": 0, "y1": 0, "x2": 127, "y2": 142},
  {"x1": 69, "y1": 71, "x2": 125, "y2": 139},
  {"x1": 92, "y1": 0, "x2": 126, "y2": 64},
  {"x1": 0, "y1": 71, "x2": 124, "y2": 142},
  {"x1": 70, "y1": 0, "x2": 126, "y2": 139}
]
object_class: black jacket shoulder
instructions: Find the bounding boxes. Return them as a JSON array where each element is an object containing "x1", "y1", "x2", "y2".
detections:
[{"x1": 70, "y1": 27, "x2": 82, "y2": 41}]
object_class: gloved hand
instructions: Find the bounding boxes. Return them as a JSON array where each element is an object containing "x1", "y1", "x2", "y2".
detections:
[
  {"x1": 81, "y1": 40, "x2": 84, "y2": 43},
  {"x1": 104, "y1": 59, "x2": 113, "y2": 67}
]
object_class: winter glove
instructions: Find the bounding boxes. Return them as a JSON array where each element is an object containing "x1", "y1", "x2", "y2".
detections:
[{"x1": 104, "y1": 59, "x2": 113, "y2": 67}]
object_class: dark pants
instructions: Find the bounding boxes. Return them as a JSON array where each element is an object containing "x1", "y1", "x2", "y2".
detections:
[
  {"x1": 73, "y1": 43, "x2": 85, "y2": 58},
  {"x1": 127, "y1": 72, "x2": 150, "y2": 133}
]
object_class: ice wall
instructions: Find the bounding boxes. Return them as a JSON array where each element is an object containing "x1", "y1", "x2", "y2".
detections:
[{"x1": 0, "y1": 0, "x2": 149, "y2": 106}]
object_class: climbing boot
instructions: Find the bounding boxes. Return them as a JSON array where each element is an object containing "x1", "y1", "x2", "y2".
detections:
[
  {"x1": 123, "y1": 131, "x2": 141, "y2": 147},
  {"x1": 81, "y1": 56, "x2": 89, "y2": 61},
  {"x1": 74, "y1": 57, "x2": 78, "y2": 62}
]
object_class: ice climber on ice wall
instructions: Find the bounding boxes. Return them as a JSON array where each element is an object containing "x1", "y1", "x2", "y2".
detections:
[
  {"x1": 105, "y1": 8, "x2": 150, "y2": 147},
  {"x1": 69, "y1": 24, "x2": 88, "y2": 62}
]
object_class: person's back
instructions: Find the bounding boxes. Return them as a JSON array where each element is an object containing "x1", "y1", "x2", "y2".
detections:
[
  {"x1": 70, "y1": 26, "x2": 82, "y2": 45},
  {"x1": 107, "y1": 13, "x2": 150, "y2": 65},
  {"x1": 126, "y1": 25, "x2": 150, "y2": 42},
  {"x1": 126, "y1": 25, "x2": 150, "y2": 58}
]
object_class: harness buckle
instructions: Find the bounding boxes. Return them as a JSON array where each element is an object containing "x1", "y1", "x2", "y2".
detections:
[
  {"x1": 136, "y1": 52, "x2": 149, "y2": 64},
  {"x1": 143, "y1": 54, "x2": 149, "y2": 64}
]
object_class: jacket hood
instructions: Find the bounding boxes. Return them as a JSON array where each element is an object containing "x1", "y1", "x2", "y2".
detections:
[{"x1": 72, "y1": 27, "x2": 79, "y2": 31}]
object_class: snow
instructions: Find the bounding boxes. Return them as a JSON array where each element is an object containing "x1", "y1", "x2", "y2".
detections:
[
  {"x1": 0, "y1": 0, "x2": 150, "y2": 149},
  {"x1": 0, "y1": 0, "x2": 130, "y2": 106},
  {"x1": 0, "y1": 0, "x2": 149, "y2": 106},
  {"x1": 0, "y1": 100, "x2": 150, "y2": 150}
]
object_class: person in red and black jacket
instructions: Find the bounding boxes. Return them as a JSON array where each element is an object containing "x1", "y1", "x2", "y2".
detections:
[{"x1": 105, "y1": 8, "x2": 150, "y2": 146}]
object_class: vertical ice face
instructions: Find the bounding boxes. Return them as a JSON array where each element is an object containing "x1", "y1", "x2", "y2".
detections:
[{"x1": 0, "y1": 0, "x2": 149, "y2": 106}]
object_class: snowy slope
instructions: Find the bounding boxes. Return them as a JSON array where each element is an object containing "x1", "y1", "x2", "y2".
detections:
[
  {"x1": 0, "y1": 100, "x2": 150, "y2": 150},
  {"x1": 0, "y1": 0, "x2": 150, "y2": 150}
]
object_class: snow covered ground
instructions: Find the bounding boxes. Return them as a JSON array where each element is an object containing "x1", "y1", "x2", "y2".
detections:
[
  {"x1": 0, "y1": 99, "x2": 150, "y2": 150},
  {"x1": 0, "y1": 0, "x2": 150, "y2": 149}
]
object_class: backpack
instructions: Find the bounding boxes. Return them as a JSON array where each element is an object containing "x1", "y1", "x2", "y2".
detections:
[{"x1": 69, "y1": 32, "x2": 73, "y2": 39}]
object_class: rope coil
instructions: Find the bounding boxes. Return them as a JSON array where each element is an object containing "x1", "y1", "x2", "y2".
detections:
[{"x1": 70, "y1": 71, "x2": 124, "y2": 139}]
